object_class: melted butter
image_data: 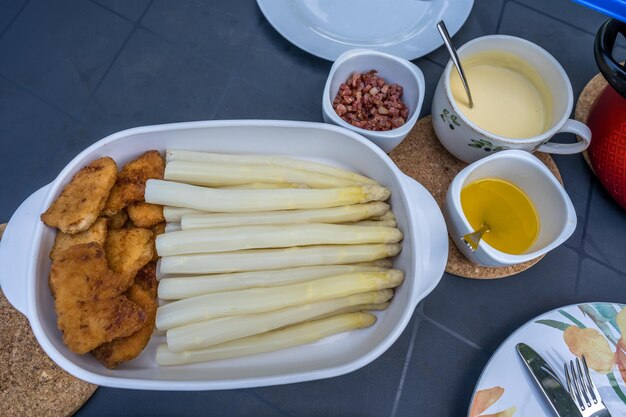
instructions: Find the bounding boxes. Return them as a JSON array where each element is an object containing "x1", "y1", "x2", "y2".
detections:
[
  {"x1": 461, "y1": 178, "x2": 539, "y2": 255},
  {"x1": 450, "y1": 51, "x2": 552, "y2": 139}
]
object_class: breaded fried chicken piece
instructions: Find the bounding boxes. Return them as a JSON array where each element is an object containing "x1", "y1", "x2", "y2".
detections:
[
  {"x1": 49, "y1": 243, "x2": 146, "y2": 354},
  {"x1": 92, "y1": 263, "x2": 158, "y2": 368},
  {"x1": 127, "y1": 202, "x2": 164, "y2": 228},
  {"x1": 41, "y1": 157, "x2": 117, "y2": 234},
  {"x1": 104, "y1": 228, "x2": 154, "y2": 283},
  {"x1": 49, "y1": 242, "x2": 132, "y2": 300},
  {"x1": 49, "y1": 217, "x2": 107, "y2": 260},
  {"x1": 57, "y1": 296, "x2": 146, "y2": 355},
  {"x1": 151, "y1": 222, "x2": 165, "y2": 262},
  {"x1": 106, "y1": 210, "x2": 128, "y2": 229},
  {"x1": 103, "y1": 150, "x2": 164, "y2": 216},
  {"x1": 123, "y1": 215, "x2": 135, "y2": 228},
  {"x1": 132, "y1": 262, "x2": 158, "y2": 298}
]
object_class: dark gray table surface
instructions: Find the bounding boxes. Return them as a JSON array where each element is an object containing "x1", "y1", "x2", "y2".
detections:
[{"x1": 1, "y1": 0, "x2": 626, "y2": 416}]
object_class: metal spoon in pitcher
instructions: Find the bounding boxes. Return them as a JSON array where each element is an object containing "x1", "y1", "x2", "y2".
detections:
[{"x1": 436, "y1": 20, "x2": 474, "y2": 108}]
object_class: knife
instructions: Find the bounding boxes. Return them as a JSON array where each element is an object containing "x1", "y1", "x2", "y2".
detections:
[{"x1": 516, "y1": 343, "x2": 583, "y2": 417}]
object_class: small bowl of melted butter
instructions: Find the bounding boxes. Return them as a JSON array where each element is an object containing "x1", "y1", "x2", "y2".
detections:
[{"x1": 444, "y1": 150, "x2": 576, "y2": 267}]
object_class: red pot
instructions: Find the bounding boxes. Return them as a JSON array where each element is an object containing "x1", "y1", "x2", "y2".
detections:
[{"x1": 588, "y1": 19, "x2": 626, "y2": 210}]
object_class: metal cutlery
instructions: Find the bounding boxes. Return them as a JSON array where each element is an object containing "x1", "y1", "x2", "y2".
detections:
[
  {"x1": 564, "y1": 356, "x2": 613, "y2": 417},
  {"x1": 462, "y1": 223, "x2": 489, "y2": 252},
  {"x1": 436, "y1": 20, "x2": 474, "y2": 108},
  {"x1": 517, "y1": 343, "x2": 583, "y2": 416}
]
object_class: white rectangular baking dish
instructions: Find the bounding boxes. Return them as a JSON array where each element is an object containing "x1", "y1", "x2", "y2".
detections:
[{"x1": 0, "y1": 120, "x2": 448, "y2": 390}]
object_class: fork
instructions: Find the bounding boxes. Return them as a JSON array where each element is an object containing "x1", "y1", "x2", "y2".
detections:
[{"x1": 564, "y1": 356, "x2": 613, "y2": 416}]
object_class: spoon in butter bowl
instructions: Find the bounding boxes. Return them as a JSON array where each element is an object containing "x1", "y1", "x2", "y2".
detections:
[{"x1": 462, "y1": 223, "x2": 490, "y2": 252}]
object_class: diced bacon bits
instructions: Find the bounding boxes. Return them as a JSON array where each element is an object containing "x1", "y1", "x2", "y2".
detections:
[{"x1": 333, "y1": 70, "x2": 408, "y2": 131}]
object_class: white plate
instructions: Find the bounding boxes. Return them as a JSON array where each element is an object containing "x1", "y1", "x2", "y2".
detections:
[
  {"x1": 256, "y1": 0, "x2": 474, "y2": 61},
  {"x1": 468, "y1": 302, "x2": 626, "y2": 417}
]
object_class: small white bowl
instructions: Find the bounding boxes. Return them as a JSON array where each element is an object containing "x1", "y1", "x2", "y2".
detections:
[
  {"x1": 322, "y1": 49, "x2": 425, "y2": 153},
  {"x1": 444, "y1": 150, "x2": 576, "y2": 267}
]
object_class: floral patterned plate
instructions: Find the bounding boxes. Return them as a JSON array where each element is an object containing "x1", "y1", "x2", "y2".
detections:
[{"x1": 468, "y1": 303, "x2": 626, "y2": 417}]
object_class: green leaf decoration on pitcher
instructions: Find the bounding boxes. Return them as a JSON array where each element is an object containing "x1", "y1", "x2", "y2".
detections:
[
  {"x1": 468, "y1": 139, "x2": 508, "y2": 152},
  {"x1": 440, "y1": 108, "x2": 461, "y2": 130}
]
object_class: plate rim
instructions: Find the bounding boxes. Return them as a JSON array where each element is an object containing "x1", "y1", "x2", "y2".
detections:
[
  {"x1": 256, "y1": 0, "x2": 475, "y2": 61},
  {"x1": 466, "y1": 301, "x2": 626, "y2": 417}
]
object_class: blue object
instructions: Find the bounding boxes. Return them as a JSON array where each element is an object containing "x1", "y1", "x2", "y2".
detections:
[{"x1": 573, "y1": 0, "x2": 626, "y2": 22}]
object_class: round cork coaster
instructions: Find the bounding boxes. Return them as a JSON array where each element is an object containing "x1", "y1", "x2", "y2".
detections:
[
  {"x1": 575, "y1": 71, "x2": 607, "y2": 172},
  {"x1": 389, "y1": 116, "x2": 563, "y2": 279},
  {"x1": 0, "y1": 223, "x2": 97, "y2": 417}
]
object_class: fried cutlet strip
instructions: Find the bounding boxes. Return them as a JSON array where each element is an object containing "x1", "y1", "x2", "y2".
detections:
[
  {"x1": 123, "y1": 215, "x2": 135, "y2": 228},
  {"x1": 49, "y1": 243, "x2": 132, "y2": 301},
  {"x1": 49, "y1": 218, "x2": 108, "y2": 260},
  {"x1": 49, "y1": 243, "x2": 146, "y2": 354},
  {"x1": 92, "y1": 263, "x2": 158, "y2": 368},
  {"x1": 106, "y1": 210, "x2": 128, "y2": 229},
  {"x1": 151, "y1": 222, "x2": 165, "y2": 262},
  {"x1": 133, "y1": 262, "x2": 158, "y2": 297},
  {"x1": 103, "y1": 150, "x2": 164, "y2": 216},
  {"x1": 104, "y1": 228, "x2": 154, "y2": 283},
  {"x1": 41, "y1": 157, "x2": 118, "y2": 234},
  {"x1": 127, "y1": 202, "x2": 164, "y2": 228},
  {"x1": 57, "y1": 296, "x2": 146, "y2": 354}
]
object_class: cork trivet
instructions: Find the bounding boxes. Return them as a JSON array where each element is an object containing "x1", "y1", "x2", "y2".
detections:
[
  {"x1": 575, "y1": 71, "x2": 607, "y2": 172},
  {"x1": 0, "y1": 223, "x2": 97, "y2": 417},
  {"x1": 389, "y1": 117, "x2": 563, "y2": 279}
]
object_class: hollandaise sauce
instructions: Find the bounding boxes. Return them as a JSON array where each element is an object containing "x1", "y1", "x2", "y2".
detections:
[
  {"x1": 461, "y1": 178, "x2": 539, "y2": 254},
  {"x1": 450, "y1": 51, "x2": 552, "y2": 139}
]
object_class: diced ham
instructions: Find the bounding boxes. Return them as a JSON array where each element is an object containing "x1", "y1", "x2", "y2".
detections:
[{"x1": 332, "y1": 70, "x2": 408, "y2": 131}]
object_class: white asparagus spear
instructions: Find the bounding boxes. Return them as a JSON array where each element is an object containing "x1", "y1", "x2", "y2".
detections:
[
  {"x1": 163, "y1": 206, "x2": 204, "y2": 222},
  {"x1": 181, "y1": 202, "x2": 389, "y2": 229},
  {"x1": 164, "y1": 223, "x2": 181, "y2": 233},
  {"x1": 166, "y1": 290, "x2": 393, "y2": 351},
  {"x1": 156, "y1": 259, "x2": 215, "y2": 280},
  {"x1": 218, "y1": 182, "x2": 304, "y2": 189},
  {"x1": 166, "y1": 194, "x2": 358, "y2": 223},
  {"x1": 371, "y1": 211, "x2": 396, "y2": 222},
  {"x1": 158, "y1": 257, "x2": 396, "y2": 280},
  {"x1": 156, "y1": 269, "x2": 403, "y2": 329},
  {"x1": 346, "y1": 219, "x2": 397, "y2": 227},
  {"x1": 157, "y1": 224, "x2": 403, "y2": 256},
  {"x1": 312, "y1": 301, "x2": 390, "y2": 321},
  {"x1": 342, "y1": 302, "x2": 389, "y2": 312},
  {"x1": 146, "y1": 180, "x2": 390, "y2": 212},
  {"x1": 159, "y1": 243, "x2": 402, "y2": 274},
  {"x1": 165, "y1": 160, "x2": 357, "y2": 189},
  {"x1": 166, "y1": 150, "x2": 377, "y2": 185},
  {"x1": 156, "y1": 312, "x2": 376, "y2": 366},
  {"x1": 354, "y1": 258, "x2": 395, "y2": 268},
  {"x1": 158, "y1": 265, "x2": 389, "y2": 299}
]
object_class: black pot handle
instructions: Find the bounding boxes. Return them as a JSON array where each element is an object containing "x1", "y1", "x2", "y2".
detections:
[{"x1": 595, "y1": 18, "x2": 626, "y2": 97}]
